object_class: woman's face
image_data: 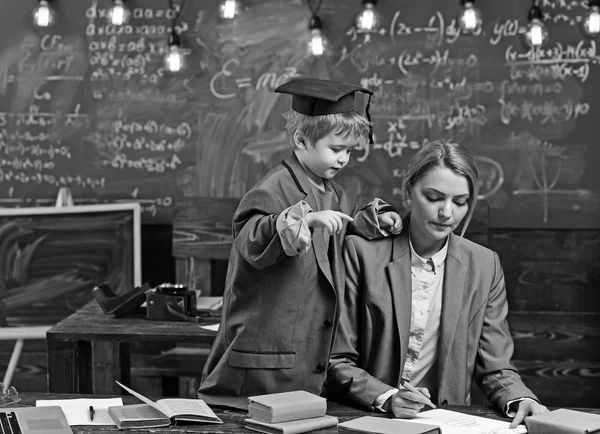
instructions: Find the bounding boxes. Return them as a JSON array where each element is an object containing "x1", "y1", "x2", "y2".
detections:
[{"x1": 408, "y1": 166, "x2": 471, "y2": 244}]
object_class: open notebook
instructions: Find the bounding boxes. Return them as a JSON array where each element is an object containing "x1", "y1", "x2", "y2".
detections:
[{"x1": 108, "y1": 381, "x2": 222, "y2": 429}]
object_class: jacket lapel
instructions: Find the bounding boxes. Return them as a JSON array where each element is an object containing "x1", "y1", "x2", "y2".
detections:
[
  {"x1": 385, "y1": 232, "x2": 412, "y2": 388},
  {"x1": 438, "y1": 234, "x2": 467, "y2": 397},
  {"x1": 282, "y1": 153, "x2": 335, "y2": 289}
]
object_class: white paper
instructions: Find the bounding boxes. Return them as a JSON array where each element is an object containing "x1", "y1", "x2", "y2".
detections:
[
  {"x1": 36, "y1": 397, "x2": 123, "y2": 426},
  {"x1": 201, "y1": 323, "x2": 219, "y2": 331},
  {"x1": 408, "y1": 409, "x2": 527, "y2": 434}
]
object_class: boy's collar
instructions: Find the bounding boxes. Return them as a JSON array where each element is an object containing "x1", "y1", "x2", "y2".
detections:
[
  {"x1": 282, "y1": 152, "x2": 312, "y2": 195},
  {"x1": 282, "y1": 152, "x2": 340, "y2": 199}
]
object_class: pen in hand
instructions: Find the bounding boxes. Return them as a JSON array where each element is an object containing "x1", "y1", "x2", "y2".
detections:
[
  {"x1": 88, "y1": 405, "x2": 95, "y2": 422},
  {"x1": 400, "y1": 379, "x2": 437, "y2": 409}
]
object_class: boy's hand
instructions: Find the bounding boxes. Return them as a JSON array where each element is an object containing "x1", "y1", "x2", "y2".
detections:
[
  {"x1": 377, "y1": 211, "x2": 403, "y2": 235},
  {"x1": 305, "y1": 210, "x2": 353, "y2": 234}
]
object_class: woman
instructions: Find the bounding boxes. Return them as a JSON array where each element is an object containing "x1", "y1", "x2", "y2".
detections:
[{"x1": 326, "y1": 140, "x2": 547, "y2": 427}]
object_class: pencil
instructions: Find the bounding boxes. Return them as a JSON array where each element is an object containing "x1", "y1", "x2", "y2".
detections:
[{"x1": 400, "y1": 379, "x2": 437, "y2": 409}]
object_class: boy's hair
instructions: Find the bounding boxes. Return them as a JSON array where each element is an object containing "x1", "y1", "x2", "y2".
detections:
[
  {"x1": 282, "y1": 109, "x2": 371, "y2": 147},
  {"x1": 401, "y1": 139, "x2": 480, "y2": 237}
]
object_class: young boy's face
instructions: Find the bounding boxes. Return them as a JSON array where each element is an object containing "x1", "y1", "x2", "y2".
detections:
[{"x1": 295, "y1": 131, "x2": 359, "y2": 184}]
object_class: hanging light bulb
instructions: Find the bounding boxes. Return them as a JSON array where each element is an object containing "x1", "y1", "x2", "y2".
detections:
[
  {"x1": 308, "y1": 15, "x2": 327, "y2": 56},
  {"x1": 355, "y1": 0, "x2": 382, "y2": 32},
  {"x1": 33, "y1": 0, "x2": 56, "y2": 27},
  {"x1": 108, "y1": 0, "x2": 130, "y2": 26},
  {"x1": 524, "y1": 3, "x2": 549, "y2": 47},
  {"x1": 218, "y1": 0, "x2": 241, "y2": 19},
  {"x1": 458, "y1": 0, "x2": 483, "y2": 34},
  {"x1": 583, "y1": 0, "x2": 600, "y2": 38},
  {"x1": 164, "y1": 30, "x2": 185, "y2": 72}
]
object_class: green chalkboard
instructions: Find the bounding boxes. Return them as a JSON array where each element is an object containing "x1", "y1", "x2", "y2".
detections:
[{"x1": 0, "y1": 0, "x2": 598, "y2": 227}]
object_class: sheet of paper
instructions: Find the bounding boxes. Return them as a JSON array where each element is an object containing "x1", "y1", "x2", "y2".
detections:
[
  {"x1": 197, "y1": 296, "x2": 223, "y2": 310},
  {"x1": 408, "y1": 409, "x2": 527, "y2": 434},
  {"x1": 36, "y1": 397, "x2": 123, "y2": 426},
  {"x1": 201, "y1": 323, "x2": 219, "y2": 331}
]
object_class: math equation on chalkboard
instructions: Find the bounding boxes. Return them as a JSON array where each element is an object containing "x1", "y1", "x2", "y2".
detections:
[{"x1": 0, "y1": 0, "x2": 598, "y2": 227}]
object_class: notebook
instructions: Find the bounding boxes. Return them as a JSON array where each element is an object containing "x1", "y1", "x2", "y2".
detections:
[{"x1": 0, "y1": 406, "x2": 72, "y2": 434}]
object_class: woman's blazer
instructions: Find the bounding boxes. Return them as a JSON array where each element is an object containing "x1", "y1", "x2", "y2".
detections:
[{"x1": 327, "y1": 230, "x2": 538, "y2": 412}]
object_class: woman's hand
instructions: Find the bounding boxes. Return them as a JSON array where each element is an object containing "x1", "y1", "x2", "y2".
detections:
[
  {"x1": 510, "y1": 399, "x2": 548, "y2": 428},
  {"x1": 385, "y1": 387, "x2": 433, "y2": 419}
]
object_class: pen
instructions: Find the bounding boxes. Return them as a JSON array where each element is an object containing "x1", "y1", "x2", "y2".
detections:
[
  {"x1": 88, "y1": 405, "x2": 95, "y2": 422},
  {"x1": 400, "y1": 379, "x2": 437, "y2": 409}
]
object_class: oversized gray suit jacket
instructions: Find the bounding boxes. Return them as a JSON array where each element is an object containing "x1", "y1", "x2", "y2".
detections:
[
  {"x1": 327, "y1": 230, "x2": 539, "y2": 412},
  {"x1": 198, "y1": 153, "x2": 392, "y2": 409}
]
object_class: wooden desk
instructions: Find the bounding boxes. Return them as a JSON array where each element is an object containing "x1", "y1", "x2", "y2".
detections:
[
  {"x1": 46, "y1": 301, "x2": 218, "y2": 395},
  {"x1": 17, "y1": 392, "x2": 599, "y2": 433}
]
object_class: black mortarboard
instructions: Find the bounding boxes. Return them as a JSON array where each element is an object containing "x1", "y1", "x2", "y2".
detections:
[{"x1": 275, "y1": 77, "x2": 374, "y2": 142}]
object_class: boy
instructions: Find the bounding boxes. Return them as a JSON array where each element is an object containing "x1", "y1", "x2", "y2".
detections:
[{"x1": 197, "y1": 78, "x2": 401, "y2": 409}]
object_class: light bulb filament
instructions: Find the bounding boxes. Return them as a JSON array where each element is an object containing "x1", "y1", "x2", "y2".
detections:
[
  {"x1": 530, "y1": 24, "x2": 543, "y2": 46},
  {"x1": 111, "y1": 6, "x2": 126, "y2": 25},
  {"x1": 590, "y1": 13, "x2": 600, "y2": 33},
  {"x1": 221, "y1": 0, "x2": 238, "y2": 19},
  {"x1": 34, "y1": 1, "x2": 54, "y2": 27},
  {"x1": 585, "y1": 7, "x2": 600, "y2": 36},
  {"x1": 166, "y1": 47, "x2": 183, "y2": 72},
  {"x1": 310, "y1": 29, "x2": 324, "y2": 56},
  {"x1": 462, "y1": 8, "x2": 477, "y2": 30},
  {"x1": 360, "y1": 9, "x2": 375, "y2": 29}
]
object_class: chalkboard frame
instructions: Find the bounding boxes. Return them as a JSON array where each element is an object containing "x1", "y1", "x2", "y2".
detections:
[{"x1": 0, "y1": 202, "x2": 143, "y2": 311}]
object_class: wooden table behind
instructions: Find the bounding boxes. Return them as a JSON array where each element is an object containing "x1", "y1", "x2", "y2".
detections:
[
  {"x1": 14, "y1": 393, "x2": 600, "y2": 433},
  {"x1": 46, "y1": 301, "x2": 217, "y2": 396}
]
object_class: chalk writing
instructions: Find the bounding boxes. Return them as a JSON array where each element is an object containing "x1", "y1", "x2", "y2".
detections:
[
  {"x1": 505, "y1": 41, "x2": 600, "y2": 68},
  {"x1": 499, "y1": 99, "x2": 589, "y2": 125},
  {"x1": 538, "y1": 0, "x2": 584, "y2": 10},
  {"x1": 389, "y1": 11, "x2": 465, "y2": 47},
  {"x1": 474, "y1": 156, "x2": 505, "y2": 200},
  {"x1": 0, "y1": 0, "x2": 596, "y2": 227},
  {"x1": 499, "y1": 81, "x2": 563, "y2": 99},
  {"x1": 509, "y1": 62, "x2": 590, "y2": 83},
  {"x1": 0, "y1": 170, "x2": 105, "y2": 188},
  {"x1": 209, "y1": 58, "x2": 299, "y2": 99},
  {"x1": 355, "y1": 134, "x2": 429, "y2": 162}
]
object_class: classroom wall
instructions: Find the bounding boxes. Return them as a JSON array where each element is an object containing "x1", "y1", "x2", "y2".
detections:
[{"x1": 1, "y1": 0, "x2": 599, "y2": 408}]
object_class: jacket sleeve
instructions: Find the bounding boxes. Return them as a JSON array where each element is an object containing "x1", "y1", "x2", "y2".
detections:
[
  {"x1": 327, "y1": 237, "x2": 397, "y2": 409},
  {"x1": 350, "y1": 198, "x2": 399, "y2": 240},
  {"x1": 475, "y1": 252, "x2": 540, "y2": 410},
  {"x1": 233, "y1": 187, "x2": 304, "y2": 269}
]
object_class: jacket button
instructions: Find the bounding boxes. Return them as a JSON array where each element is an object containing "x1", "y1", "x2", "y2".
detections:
[
  {"x1": 316, "y1": 364, "x2": 325, "y2": 373},
  {"x1": 440, "y1": 399, "x2": 448, "y2": 406},
  {"x1": 323, "y1": 320, "x2": 333, "y2": 328}
]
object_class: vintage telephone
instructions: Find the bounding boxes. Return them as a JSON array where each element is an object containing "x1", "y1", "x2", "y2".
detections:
[{"x1": 93, "y1": 282, "x2": 219, "y2": 322}]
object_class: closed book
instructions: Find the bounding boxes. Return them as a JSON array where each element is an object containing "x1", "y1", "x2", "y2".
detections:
[
  {"x1": 244, "y1": 415, "x2": 338, "y2": 434},
  {"x1": 108, "y1": 403, "x2": 170, "y2": 429},
  {"x1": 525, "y1": 409, "x2": 600, "y2": 434},
  {"x1": 339, "y1": 416, "x2": 440, "y2": 434},
  {"x1": 247, "y1": 390, "x2": 326, "y2": 423}
]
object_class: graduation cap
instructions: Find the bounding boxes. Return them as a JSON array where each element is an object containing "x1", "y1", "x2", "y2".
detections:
[{"x1": 275, "y1": 78, "x2": 374, "y2": 142}]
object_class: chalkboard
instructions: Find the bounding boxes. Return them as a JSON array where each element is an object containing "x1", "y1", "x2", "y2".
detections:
[
  {"x1": 0, "y1": 203, "x2": 141, "y2": 326},
  {"x1": 1, "y1": 0, "x2": 599, "y2": 227}
]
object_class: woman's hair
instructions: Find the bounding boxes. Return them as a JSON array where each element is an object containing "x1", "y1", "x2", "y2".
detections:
[
  {"x1": 401, "y1": 139, "x2": 480, "y2": 237},
  {"x1": 282, "y1": 109, "x2": 371, "y2": 147}
]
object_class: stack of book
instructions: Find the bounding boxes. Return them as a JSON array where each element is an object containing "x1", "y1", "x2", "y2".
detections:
[{"x1": 243, "y1": 390, "x2": 339, "y2": 434}]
